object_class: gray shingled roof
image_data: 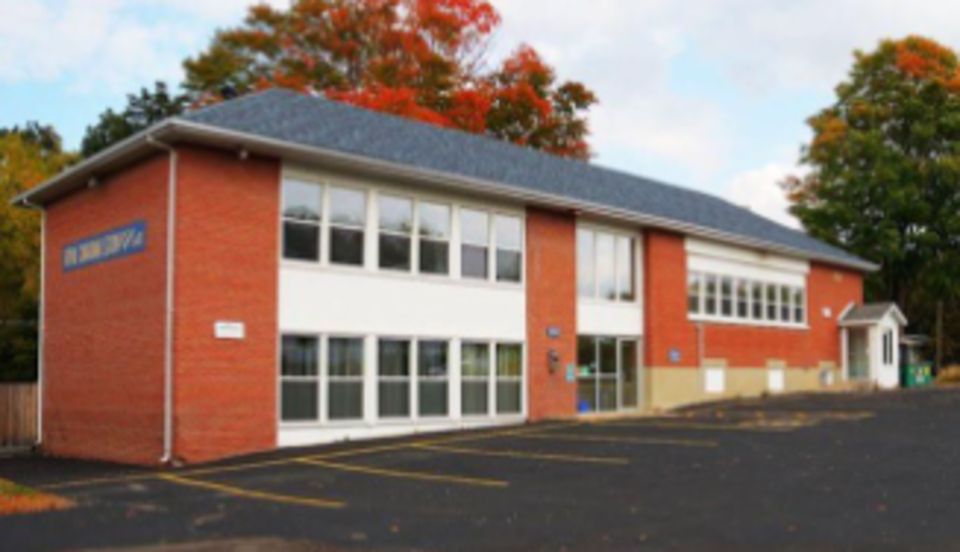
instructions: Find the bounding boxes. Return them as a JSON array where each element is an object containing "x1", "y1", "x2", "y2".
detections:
[
  {"x1": 180, "y1": 89, "x2": 871, "y2": 269},
  {"x1": 841, "y1": 303, "x2": 901, "y2": 324}
]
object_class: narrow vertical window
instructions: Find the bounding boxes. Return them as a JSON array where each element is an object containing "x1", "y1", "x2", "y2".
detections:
[
  {"x1": 688, "y1": 272, "x2": 702, "y2": 315},
  {"x1": 378, "y1": 339, "x2": 411, "y2": 418},
  {"x1": 752, "y1": 281, "x2": 764, "y2": 320},
  {"x1": 461, "y1": 343, "x2": 490, "y2": 416},
  {"x1": 496, "y1": 344, "x2": 523, "y2": 415},
  {"x1": 328, "y1": 338, "x2": 364, "y2": 421},
  {"x1": 736, "y1": 279, "x2": 750, "y2": 319},
  {"x1": 329, "y1": 187, "x2": 366, "y2": 266},
  {"x1": 596, "y1": 233, "x2": 617, "y2": 300},
  {"x1": 705, "y1": 275, "x2": 718, "y2": 316},
  {"x1": 793, "y1": 287, "x2": 805, "y2": 324},
  {"x1": 617, "y1": 237, "x2": 635, "y2": 301},
  {"x1": 418, "y1": 341, "x2": 449, "y2": 417},
  {"x1": 495, "y1": 215, "x2": 523, "y2": 283},
  {"x1": 461, "y1": 209, "x2": 489, "y2": 280},
  {"x1": 780, "y1": 285, "x2": 792, "y2": 322},
  {"x1": 766, "y1": 284, "x2": 779, "y2": 321},
  {"x1": 280, "y1": 336, "x2": 319, "y2": 422},
  {"x1": 577, "y1": 229, "x2": 595, "y2": 298},
  {"x1": 721, "y1": 277, "x2": 734, "y2": 317},
  {"x1": 282, "y1": 179, "x2": 322, "y2": 262},
  {"x1": 419, "y1": 202, "x2": 450, "y2": 275},
  {"x1": 378, "y1": 195, "x2": 413, "y2": 272}
]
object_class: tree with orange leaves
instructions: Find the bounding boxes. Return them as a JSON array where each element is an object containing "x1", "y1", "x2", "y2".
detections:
[
  {"x1": 182, "y1": 0, "x2": 597, "y2": 160},
  {"x1": 783, "y1": 36, "x2": 960, "y2": 363}
]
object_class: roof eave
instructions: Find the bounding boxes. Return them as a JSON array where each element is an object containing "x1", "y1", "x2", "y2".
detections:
[{"x1": 15, "y1": 118, "x2": 880, "y2": 273}]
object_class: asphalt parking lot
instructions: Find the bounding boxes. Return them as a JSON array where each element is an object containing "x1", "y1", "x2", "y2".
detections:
[{"x1": 3, "y1": 389, "x2": 960, "y2": 551}]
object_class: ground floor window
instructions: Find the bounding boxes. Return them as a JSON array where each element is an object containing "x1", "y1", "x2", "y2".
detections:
[
  {"x1": 279, "y1": 335, "x2": 524, "y2": 425},
  {"x1": 577, "y1": 336, "x2": 641, "y2": 414}
]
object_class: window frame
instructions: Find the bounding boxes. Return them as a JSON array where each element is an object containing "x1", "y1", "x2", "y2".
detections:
[
  {"x1": 495, "y1": 343, "x2": 525, "y2": 415},
  {"x1": 326, "y1": 335, "x2": 366, "y2": 423},
  {"x1": 377, "y1": 338, "x2": 413, "y2": 420},
  {"x1": 279, "y1": 334, "x2": 322, "y2": 424},
  {"x1": 417, "y1": 339, "x2": 451, "y2": 419},
  {"x1": 418, "y1": 201, "x2": 452, "y2": 277},
  {"x1": 576, "y1": 226, "x2": 639, "y2": 304},
  {"x1": 494, "y1": 214, "x2": 524, "y2": 284},
  {"x1": 377, "y1": 194, "x2": 415, "y2": 273}
]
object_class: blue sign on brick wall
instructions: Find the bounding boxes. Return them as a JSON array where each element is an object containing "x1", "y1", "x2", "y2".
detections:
[{"x1": 63, "y1": 221, "x2": 147, "y2": 272}]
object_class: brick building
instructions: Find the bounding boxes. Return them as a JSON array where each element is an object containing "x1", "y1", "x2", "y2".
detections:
[{"x1": 15, "y1": 90, "x2": 885, "y2": 466}]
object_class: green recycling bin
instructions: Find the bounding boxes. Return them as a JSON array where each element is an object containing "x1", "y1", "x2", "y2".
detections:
[{"x1": 902, "y1": 362, "x2": 934, "y2": 388}]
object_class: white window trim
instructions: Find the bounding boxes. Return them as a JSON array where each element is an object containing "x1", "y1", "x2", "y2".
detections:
[
  {"x1": 577, "y1": 225, "x2": 640, "y2": 305},
  {"x1": 687, "y1": 271, "x2": 808, "y2": 330}
]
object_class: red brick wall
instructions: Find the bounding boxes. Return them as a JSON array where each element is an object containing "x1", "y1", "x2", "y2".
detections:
[
  {"x1": 644, "y1": 229, "x2": 864, "y2": 369},
  {"x1": 172, "y1": 146, "x2": 281, "y2": 463},
  {"x1": 43, "y1": 154, "x2": 169, "y2": 465},
  {"x1": 526, "y1": 208, "x2": 578, "y2": 419}
]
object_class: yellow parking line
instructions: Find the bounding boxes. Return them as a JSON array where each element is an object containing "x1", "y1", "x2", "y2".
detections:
[
  {"x1": 517, "y1": 432, "x2": 719, "y2": 448},
  {"x1": 296, "y1": 458, "x2": 508, "y2": 488},
  {"x1": 157, "y1": 474, "x2": 344, "y2": 509},
  {"x1": 415, "y1": 443, "x2": 629, "y2": 465}
]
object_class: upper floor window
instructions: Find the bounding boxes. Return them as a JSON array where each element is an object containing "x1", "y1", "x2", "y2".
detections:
[
  {"x1": 379, "y1": 195, "x2": 413, "y2": 272},
  {"x1": 577, "y1": 228, "x2": 637, "y2": 303},
  {"x1": 330, "y1": 187, "x2": 366, "y2": 266},
  {"x1": 688, "y1": 271, "x2": 806, "y2": 327},
  {"x1": 495, "y1": 216, "x2": 523, "y2": 283},
  {"x1": 461, "y1": 209, "x2": 489, "y2": 280},
  {"x1": 462, "y1": 210, "x2": 524, "y2": 283},
  {"x1": 419, "y1": 203, "x2": 450, "y2": 275},
  {"x1": 282, "y1": 180, "x2": 323, "y2": 262}
]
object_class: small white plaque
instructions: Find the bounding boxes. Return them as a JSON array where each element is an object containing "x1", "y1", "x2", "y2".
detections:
[
  {"x1": 823, "y1": 307, "x2": 833, "y2": 319},
  {"x1": 705, "y1": 368, "x2": 726, "y2": 394},
  {"x1": 215, "y1": 321, "x2": 246, "y2": 340}
]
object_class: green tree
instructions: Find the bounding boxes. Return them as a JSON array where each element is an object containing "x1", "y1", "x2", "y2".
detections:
[
  {"x1": 0, "y1": 125, "x2": 74, "y2": 381},
  {"x1": 182, "y1": 0, "x2": 597, "y2": 160},
  {"x1": 81, "y1": 82, "x2": 188, "y2": 158},
  {"x1": 783, "y1": 36, "x2": 960, "y2": 362}
]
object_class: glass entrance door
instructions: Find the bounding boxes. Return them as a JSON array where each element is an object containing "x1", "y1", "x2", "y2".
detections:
[
  {"x1": 848, "y1": 328, "x2": 870, "y2": 381},
  {"x1": 577, "y1": 336, "x2": 641, "y2": 414}
]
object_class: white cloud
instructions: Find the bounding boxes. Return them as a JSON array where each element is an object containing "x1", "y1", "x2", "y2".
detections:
[{"x1": 724, "y1": 162, "x2": 802, "y2": 229}]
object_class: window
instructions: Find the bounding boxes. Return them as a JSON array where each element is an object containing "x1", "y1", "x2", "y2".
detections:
[
  {"x1": 705, "y1": 275, "x2": 718, "y2": 316},
  {"x1": 793, "y1": 287, "x2": 805, "y2": 324},
  {"x1": 577, "y1": 229, "x2": 596, "y2": 298},
  {"x1": 328, "y1": 338, "x2": 364, "y2": 421},
  {"x1": 578, "y1": 228, "x2": 637, "y2": 303},
  {"x1": 495, "y1": 216, "x2": 523, "y2": 283},
  {"x1": 617, "y1": 237, "x2": 635, "y2": 301},
  {"x1": 780, "y1": 286, "x2": 792, "y2": 322},
  {"x1": 329, "y1": 187, "x2": 366, "y2": 266},
  {"x1": 379, "y1": 195, "x2": 413, "y2": 271},
  {"x1": 883, "y1": 330, "x2": 895, "y2": 365},
  {"x1": 461, "y1": 209, "x2": 489, "y2": 280},
  {"x1": 461, "y1": 343, "x2": 490, "y2": 416},
  {"x1": 766, "y1": 284, "x2": 778, "y2": 321},
  {"x1": 282, "y1": 180, "x2": 322, "y2": 262},
  {"x1": 596, "y1": 234, "x2": 616, "y2": 300},
  {"x1": 496, "y1": 344, "x2": 523, "y2": 414},
  {"x1": 419, "y1": 341, "x2": 449, "y2": 417},
  {"x1": 752, "y1": 282, "x2": 764, "y2": 320},
  {"x1": 280, "y1": 336, "x2": 319, "y2": 422},
  {"x1": 736, "y1": 280, "x2": 750, "y2": 319},
  {"x1": 419, "y1": 203, "x2": 450, "y2": 275},
  {"x1": 688, "y1": 272, "x2": 702, "y2": 315},
  {"x1": 688, "y1": 272, "x2": 806, "y2": 327},
  {"x1": 378, "y1": 340, "x2": 411, "y2": 418},
  {"x1": 720, "y1": 277, "x2": 734, "y2": 317}
]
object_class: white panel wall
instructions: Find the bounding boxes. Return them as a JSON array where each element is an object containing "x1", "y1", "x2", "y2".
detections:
[
  {"x1": 280, "y1": 267, "x2": 526, "y2": 341},
  {"x1": 687, "y1": 238, "x2": 809, "y2": 286},
  {"x1": 578, "y1": 302, "x2": 642, "y2": 337}
]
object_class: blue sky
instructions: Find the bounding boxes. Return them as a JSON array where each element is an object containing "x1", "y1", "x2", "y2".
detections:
[{"x1": 3, "y1": 0, "x2": 959, "y2": 227}]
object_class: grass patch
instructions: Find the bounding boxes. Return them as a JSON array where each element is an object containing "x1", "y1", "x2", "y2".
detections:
[{"x1": 0, "y1": 479, "x2": 72, "y2": 516}]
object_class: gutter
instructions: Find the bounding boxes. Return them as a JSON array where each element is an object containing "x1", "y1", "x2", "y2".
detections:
[
  {"x1": 20, "y1": 199, "x2": 44, "y2": 447},
  {"x1": 146, "y1": 135, "x2": 178, "y2": 466}
]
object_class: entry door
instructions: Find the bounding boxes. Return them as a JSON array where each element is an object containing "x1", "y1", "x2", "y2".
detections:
[
  {"x1": 848, "y1": 329, "x2": 870, "y2": 380},
  {"x1": 577, "y1": 336, "x2": 641, "y2": 414}
]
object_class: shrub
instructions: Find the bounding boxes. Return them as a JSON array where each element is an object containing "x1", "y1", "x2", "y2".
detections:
[{"x1": 936, "y1": 366, "x2": 960, "y2": 386}]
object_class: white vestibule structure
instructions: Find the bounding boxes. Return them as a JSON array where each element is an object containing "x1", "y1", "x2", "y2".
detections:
[{"x1": 840, "y1": 303, "x2": 908, "y2": 389}]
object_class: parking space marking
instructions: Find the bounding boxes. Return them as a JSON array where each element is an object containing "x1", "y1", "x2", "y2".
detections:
[
  {"x1": 414, "y1": 443, "x2": 629, "y2": 465},
  {"x1": 296, "y1": 458, "x2": 509, "y2": 488},
  {"x1": 157, "y1": 474, "x2": 345, "y2": 509},
  {"x1": 517, "y1": 433, "x2": 719, "y2": 448}
]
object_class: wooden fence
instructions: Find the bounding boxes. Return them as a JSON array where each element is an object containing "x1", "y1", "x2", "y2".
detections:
[{"x1": 0, "y1": 384, "x2": 37, "y2": 451}]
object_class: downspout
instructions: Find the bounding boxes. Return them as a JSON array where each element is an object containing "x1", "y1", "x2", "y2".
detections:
[
  {"x1": 147, "y1": 136, "x2": 178, "y2": 465},
  {"x1": 21, "y1": 200, "x2": 44, "y2": 447}
]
